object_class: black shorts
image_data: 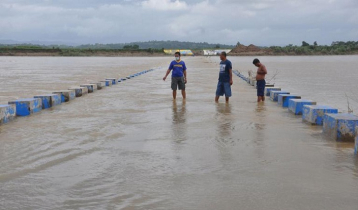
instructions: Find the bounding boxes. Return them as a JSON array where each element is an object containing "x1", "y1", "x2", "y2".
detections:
[
  {"x1": 171, "y1": 77, "x2": 185, "y2": 90},
  {"x1": 257, "y1": 80, "x2": 266, "y2": 96}
]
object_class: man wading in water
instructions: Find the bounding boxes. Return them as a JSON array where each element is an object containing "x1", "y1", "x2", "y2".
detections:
[
  {"x1": 163, "y1": 52, "x2": 187, "y2": 100},
  {"x1": 215, "y1": 52, "x2": 233, "y2": 103},
  {"x1": 253, "y1": 58, "x2": 267, "y2": 102}
]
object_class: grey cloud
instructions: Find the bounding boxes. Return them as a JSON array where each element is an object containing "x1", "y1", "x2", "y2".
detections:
[{"x1": 0, "y1": 0, "x2": 357, "y2": 46}]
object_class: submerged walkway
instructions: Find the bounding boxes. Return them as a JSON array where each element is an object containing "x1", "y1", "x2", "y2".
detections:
[{"x1": 0, "y1": 57, "x2": 357, "y2": 210}]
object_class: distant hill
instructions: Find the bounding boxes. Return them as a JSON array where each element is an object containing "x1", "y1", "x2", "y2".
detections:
[{"x1": 0, "y1": 40, "x2": 235, "y2": 50}]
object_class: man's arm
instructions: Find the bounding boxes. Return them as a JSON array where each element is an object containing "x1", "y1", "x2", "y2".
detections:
[
  {"x1": 163, "y1": 69, "x2": 171, "y2": 81},
  {"x1": 183, "y1": 70, "x2": 187, "y2": 84},
  {"x1": 229, "y1": 68, "x2": 233, "y2": 85}
]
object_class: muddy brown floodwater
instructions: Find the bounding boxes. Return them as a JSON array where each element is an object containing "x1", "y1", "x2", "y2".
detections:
[{"x1": 0, "y1": 56, "x2": 358, "y2": 210}]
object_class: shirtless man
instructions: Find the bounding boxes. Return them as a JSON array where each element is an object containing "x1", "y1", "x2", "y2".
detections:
[{"x1": 253, "y1": 58, "x2": 267, "y2": 102}]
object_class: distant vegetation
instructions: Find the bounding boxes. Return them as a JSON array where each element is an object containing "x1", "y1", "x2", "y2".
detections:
[
  {"x1": 76, "y1": 41, "x2": 234, "y2": 50},
  {"x1": 268, "y1": 41, "x2": 358, "y2": 55},
  {"x1": 0, "y1": 40, "x2": 357, "y2": 56},
  {"x1": 0, "y1": 40, "x2": 234, "y2": 50}
]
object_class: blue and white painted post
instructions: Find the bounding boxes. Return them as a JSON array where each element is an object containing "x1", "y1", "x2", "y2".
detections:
[
  {"x1": 0, "y1": 104, "x2": 16, "y2": 125},
  {"x1": 302, "y1": 105, "x2": 338, "y2": 125},
  {"x1": 265, "y1": 84, "x2": 275, "y2": 87},
  {"x1": 106, "y1": 78, "x2": 118, "y2": 85},
  {"x1": 80, "y1": 84, "x2": 97, "y2": 93},
  {"x1": 288, "y1": 99, "x2": 317, "y2": 115},
  {"x1": 323, "y1": 113, "x2": 358, "y2": 142},
  {"x1": 8, "y1": 98, "x2": 42, "y2": 116},
  {"x1": 34, "y1": 94, "x2": 62, "y2": 109},
  {"x1": 101, "y1": 80, "x2": 113, "y2": 87},
  {"x1": 270, "y1": 91, "x2": 290, "y2": 102},
  {"x1": 265, "y1": 87, "x2": 281, "y2": 97},
  {"x1": 53, "y1": 90, "x2": 76, "y2": 103},
  {"x1": 278, "y1": 94, "x2": 301, "y2": 107}
]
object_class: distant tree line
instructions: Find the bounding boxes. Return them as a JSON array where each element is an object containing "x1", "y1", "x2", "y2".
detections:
[
  {"x1": 268, "y1": 41, "x2": 358, "y2": 55},
  {"x1": 0, "y1": 40, "x2": 234, "y2": 51}
]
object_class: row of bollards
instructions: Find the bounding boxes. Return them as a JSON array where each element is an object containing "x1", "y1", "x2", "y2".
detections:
[
  {"x1": 0, "y1": 69, "x2": 155, "y2": 125},
  {"x1": 233, "y1": 70, "x2": 358, "y2": 155}
]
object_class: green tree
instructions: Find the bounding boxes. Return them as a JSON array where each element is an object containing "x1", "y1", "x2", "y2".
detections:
[
  {"x1": 302, "y1": 41, "x2": 310, "y2": 47},
  {"x1": 236, "y1": 41, "x2": 241, "y2": 46},
  {"x1": 314, "y1": 41, "x2": 318, "y2": 46}
]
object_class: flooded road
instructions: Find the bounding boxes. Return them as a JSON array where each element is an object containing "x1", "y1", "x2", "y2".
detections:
[{"x1": 0, "y1": 56, "x2": 358, "y2": 210}]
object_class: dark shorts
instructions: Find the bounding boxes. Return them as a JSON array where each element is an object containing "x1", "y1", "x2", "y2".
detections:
[
  {"x1": 171, "y1": 77, "x2": 185, "y2": 91},
  {"x1": 216, "y1": 81, "x2": 232, "y2": 97},
  {"x1": 257, "y1": 80, "x2": 266, "y2": 96}
]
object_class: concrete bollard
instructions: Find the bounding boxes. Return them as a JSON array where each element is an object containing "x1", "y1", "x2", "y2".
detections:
[
  {"x1": 0, "y1": 104, "x2": 16, "y2": 125},
  {"x1": 101, "y1": 80, "x2": 113, "y2": 87},
  {"x1": 121, "y1": 78, "x2": 127, "y2": 81},
  {"x1": 53, "y1": 90, "x2": 76, "y2": 102},
  {"x1": 270, "y1": 91, "x2": 290, "y2": 102},
  {"x1": 265, "y1": 84, "x2": 275, "y2": 87},
  {"x1": 126, "y1": 76, "x2": 131, "y2": 79},
  {"x1": 90, "y1": 82, "x2": 105, "y2": 90},
  {"x1": 265, "y1": 87, "x2": 281, "y2": 97},
  {"x1": 68, "y1": 87, "x2": 88, "y2": 97},
  {"x1": 106, "y1": 78, "x2": 118, "y2": 85},
  {"x1": 323, "y1": 113, "x2": 358, "y2": 142},
  {"x1": 80, "y1": 84, "x2": 97, "y2": 93},
  {"x1": 288, "y1": 99, "x2": 317, "y2": 115},
  {"x1": 278, "y1": 94, "x2": 301, "y2": 107},
  {"x1": 8, "y1": 98, "x2": 42, "y2": 116},
  {"x1": 34, "y1": 94, "x2": 62, "y2": 109},
  {"x1": 302, "y1": 105, "x2": 338, "y2": 125}
]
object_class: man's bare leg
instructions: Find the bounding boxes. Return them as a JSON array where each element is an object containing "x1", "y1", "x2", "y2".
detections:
[
  {"x1": 173, "y1": 90, "x2": 177, "y2": 100},
  {"x1": 181, "y1": 90, "x2": 186, "y2": 99},
  {"x1": 225, "y1": 97, "x2": 229, "y2": 103},
  {"x1": 262, "y1": 96, "x2": 265, "y2": 102},
  {"x1": 215, "y1": 96, "x2": 220, "y2": 102}
]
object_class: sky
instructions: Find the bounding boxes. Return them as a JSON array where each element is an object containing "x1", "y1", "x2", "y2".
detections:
[{"x1": 0, "y1": 0, "x2": 357, "y2": 46}]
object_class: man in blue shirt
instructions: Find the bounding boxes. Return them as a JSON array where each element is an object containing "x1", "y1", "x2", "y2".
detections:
[
  {"x1": 215, "y1": 52, "x2": 233, "y2": 103},
  {"x1": 163, "y1": 52, "x2": 187, "y2": 100}
]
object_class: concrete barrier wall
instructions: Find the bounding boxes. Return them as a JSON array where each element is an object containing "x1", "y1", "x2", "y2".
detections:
[
  {"x1": 0, "y1": 68, "x2": 157, "y2": 125},
  {"x1": 53, "y1": 90, "x2": 76, "y2": 102},
  {"x1": 8, "y1": 98, "x2": 42, "y2": 116},
  {"x1": 0, "y1": 104, "x2": 16, "y2": 125},
  {"x1": 323, "y1": 113, "x2": 358, "y2": 142},
  {"x1": 278, "y1": 94, "x2": 301, "y2": 107},
  {"x1": 288, "y1": 99, "x2": 316, "y2": 115}
]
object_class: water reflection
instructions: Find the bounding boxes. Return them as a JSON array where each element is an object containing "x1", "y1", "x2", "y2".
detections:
[
  {"x1": 215, "y1": 103, "x2": 233, "y2": 147},
  {"x1": 253, "y1": 104, "x2": 267, "y2": 158},
  {"x1": 171, "y1": 100, "x2": 187, "y2": 143},
  {"x1": 172, "y1": 100, "x2": 186, "y2": 124}
]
